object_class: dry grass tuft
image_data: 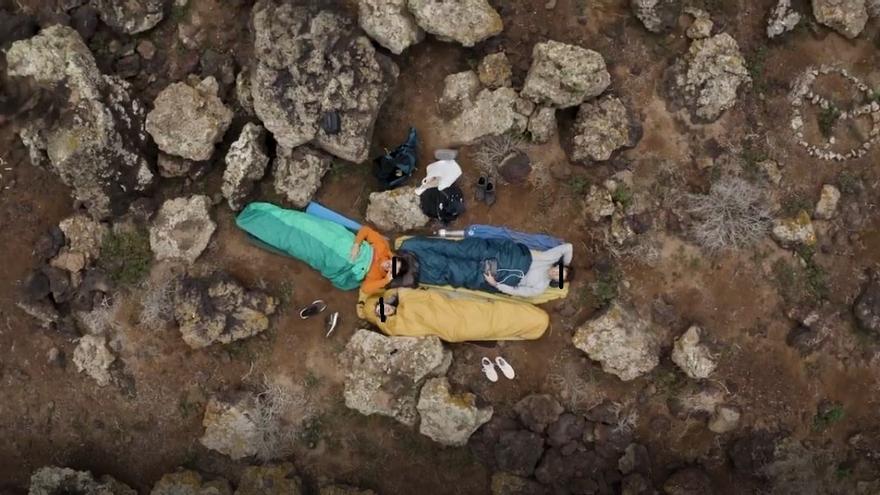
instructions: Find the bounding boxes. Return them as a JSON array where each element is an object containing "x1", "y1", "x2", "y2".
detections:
[{"x1": 685, "y1": 177, "x2": 771, "y2": 251}]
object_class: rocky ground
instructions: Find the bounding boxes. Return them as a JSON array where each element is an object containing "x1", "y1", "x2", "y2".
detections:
[{"x1": 2, "y1": 0, "x2": 880, "y2": 494}]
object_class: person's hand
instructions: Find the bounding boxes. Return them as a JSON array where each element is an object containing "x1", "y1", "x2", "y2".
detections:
[
  {"x1": 349, "y1": 244, "x2": 360, "y2": 261},
  {"x1": 484, "y1": 271, "x2": 497, "y2": 286}
]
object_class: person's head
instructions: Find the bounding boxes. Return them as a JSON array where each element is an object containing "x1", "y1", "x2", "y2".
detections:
[
  {"x1": 381, "y1": 256, "x2": 410, "y2": 279},
  {"x1": 374, "y1": 300, "x2": 397, "y2": 318},
  {"x1": 549, "y1": 264, "x2": 573, "y2": 288}
]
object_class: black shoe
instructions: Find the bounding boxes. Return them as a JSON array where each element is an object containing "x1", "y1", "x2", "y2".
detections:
[
  {"x1": 299, "y1": 300, "x2": 327, "y2": 319},
  {"x1": 475, "y1": 176, "x2": 488, "y2": 202},
  {"x1": 484, "y1": 181, "x2": 496, "y2": 206}
]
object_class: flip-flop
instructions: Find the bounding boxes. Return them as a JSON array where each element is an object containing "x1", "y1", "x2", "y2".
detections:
[
  {"x1": 495, "y1": 357, "x2": 515, "y2": 380},
  {"x1": 299, "y1": 300, "x2": 327, "y2": 319},
  {"x1": 325, "y1": 311, "x2": 339, "y2": 337},
  {"x1": 481, "y1": 357, "x2": 499, "y2": 382}
]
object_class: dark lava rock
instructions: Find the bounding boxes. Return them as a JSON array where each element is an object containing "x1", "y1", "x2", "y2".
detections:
[
  {"x1": 23, "y1": 270, "x2": 51, "y2": 301},
  {"x1": 855, "y1": 276, "x2": 880, "y2": 334},
  {"x1": 115, "y1": 54, "x2": 141, "y2": 79},
  {"x1": 515, "y1": 394, "x2": 564, "y2": 433},
  {"x1": 662, "y1": 467, "x2": 714, "y2": 495},
  {"x1": 470, "y1": 415, "x2": 521, "y2": 468},
  {"x1": 495, "y1": 430, "x2": 546, "y2": 477},
  {"x1": 547, "y1": 413, "x2": 586, "y2": 447},
  {"x1": 34, "y1": 226, "x2": 65, "y2": 261},
  {"x1": 42, "y1": 266, "x2": 72, "y2": 304},
  {"x1": 585, "y1": 400, "x2": 620, "y2": 425},
  {"x1": 618, "y1": 443, "x2": 651, "y2": 477},
  {"x1": 620, "y1": 473, "x2": 654, "y2": 495},
  {"x1": 728, "y1": 430, "x2": 778, "y2": 477},
  {"x1": 0, "y1": 10, "x2": 38, "y2": 47},
  {"x1": 70, "y1": 5, "x2": 98, "y2": 41}
]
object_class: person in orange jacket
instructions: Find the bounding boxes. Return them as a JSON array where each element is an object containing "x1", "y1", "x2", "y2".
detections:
[{"x1": 349, "y1": 225, "x2": 403, "y2": 295}]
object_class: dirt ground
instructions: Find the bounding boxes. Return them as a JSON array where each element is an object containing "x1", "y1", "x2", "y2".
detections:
[{"x1": 3, "y1": 0, "x2": 880, "y2": 493}]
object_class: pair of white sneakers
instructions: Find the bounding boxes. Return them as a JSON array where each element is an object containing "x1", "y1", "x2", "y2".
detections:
[{"x1": 481, "y1": 356, "x2": 515, "y2": 382}]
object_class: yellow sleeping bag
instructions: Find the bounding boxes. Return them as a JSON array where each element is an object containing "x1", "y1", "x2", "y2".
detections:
[
  {"x1": 357, "y1": 288, "x2": 549, "y2": 342},
  {"x1": 394, "y1": 236, "x2": 569, "y2": 304}
]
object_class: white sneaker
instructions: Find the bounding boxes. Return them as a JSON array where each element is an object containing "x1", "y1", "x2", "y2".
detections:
[
  {"x1": 495, "y1": 357, "x2": 515, "y2": 380},
  {"x1": 481, "y1": 357, "x2": 499, "y2": 382}
]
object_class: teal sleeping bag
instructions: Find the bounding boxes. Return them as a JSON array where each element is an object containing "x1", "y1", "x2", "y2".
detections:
[
  {"x1": 399, "y1": 237, "x2": 532, "y2": 292},
  {"x1": 236, "y1": 202, "x2": 373, "y2": 290}
]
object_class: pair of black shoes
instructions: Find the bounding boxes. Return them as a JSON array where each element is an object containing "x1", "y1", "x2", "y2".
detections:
[{"x1": 475, "y1": 177, "x2": 496, "y2": 206}]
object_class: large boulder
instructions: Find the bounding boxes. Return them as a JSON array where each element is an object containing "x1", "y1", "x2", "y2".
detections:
[
  {"x1": 250, "y1": 2, "x2": 399, "y2": 162},
  {"x1": 812, "y1": 0, "x2": 868, "y2": 38},
  {"x1": 151, "y1": 470, "x2": 232, "y2": 495},
  {"x1": 6, "y1": 26, "x2": 155, "y2": 219},
  {"x1": 669, "y1": 33, "x2": 750, "y2": 122},
  {"x1": 341, "y1": 329, "x2": 452, "y2": 426},
  {"x1": 767, "y1": 0, "x2": 802, "y2": 38},
  {"x1": 365, "y1": 187, "x2": 430, "y2": 232},
  {"x1": 149, "y1": 195, "x2": 216, "y2": 264},
  {"x1": 571, "y1": 95, "x2": 640, "y2": 162},
  {"x1": 29, "y1": 466, "x2": 136, "y2": 495},
  {"x1": 671, "y1": 325, "x2": 717, "y2": 379},
  {"x1": 771, "y1": 211, "x2": 817, "y2": 248},
  {"x1": 235, "y1": 464, "x2": 303, "y2": 495},
  {"x1": 855, "y1": 276, "x2": 880, "y2": 334},
  {"x1": 90, "y1": 0, "x2": 164, "y2": 34},
  {"x1": 514, "y1": 394, "x2": 564, "y2": 434},
  {"x1": 572, "y1": 302, "x2": 661, "y2": 381},
  {"x1": 446, "y1": 87, "x2": 529, "y2": 144},
  {"x1": 200, "y1": 394, "x2": 261, "y2": 460},
  {"x1": 273, "y1": 146, "x2": 332, "y2": 209},
  {"x1": 521, "y1": 40, "x2": 611, "y2": 109},
  {"x1": 407, "y1": 0, "x2": 503, "y2": 47},
  {"x1": 417, "y1": 377, "x2": 493, "y2": 446},
  {"x1": 438, "y1": 70, "x2": 482, "y2": 118},
  {"x1": 173, "y1": 272, "x2": 277, "y2": 349},
  {"x1": 72, "y1": 334, "x2": 115, "y2": 387},
  {"x1": 146, "y1": 77, "x2": 233, "y2": 161},
  {"x1": 358, "y1": 0, "x2": 424, "y2": 54},
  {"x1": 223, "y1": 123, "x2": 270, "y2": 211},
  {"x1": 631, "y1": 0, "x2": 680, "y2": 33}
]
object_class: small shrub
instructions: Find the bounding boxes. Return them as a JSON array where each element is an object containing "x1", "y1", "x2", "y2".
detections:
[
  {"x1": 139, "y1": 277, "x2": 177, "y2": 329},
  {"x1": 611, "y1": 184, "x2": 633, "y2": 210},
  {"x1": 473, "y1": 134, "x2": 524, "y2": 176},
  {"x1": 100, "y1": 229, "x2": 152, "y2": 286},
  {"x1": 797, "y1": 246, "x2": 828, "y2": 300},
  {"x1": 685, "y1": 177, "x2": 771, "y2": 251},
  {"x1": 837, "y1": 170, "x2": 862, "y2": 195},
  {"x1": 812, "y1": 404, "x2": 844, "y2": 432},
  {"x1": 567, "y1": 176, "x2": 590, "y2": 197},
  {"x1": 818, "y1": 106, "x2": 841, "y2": 137},
  {"x1": 591, "y1": 268, "x2": 620, "y2": 309}
]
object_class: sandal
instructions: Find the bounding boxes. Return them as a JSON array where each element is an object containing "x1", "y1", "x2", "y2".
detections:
[
  {"x1": 325, "y1": 311, "x2": 339, "y2": 337},
  {"x1": 299, "y1": 300, "x2": 327, "y2": 319},
  {"x1": 481, "y1": 357, "x2": 499, "y2": 382}
]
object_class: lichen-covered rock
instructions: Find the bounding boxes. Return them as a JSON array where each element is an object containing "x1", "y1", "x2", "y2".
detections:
[
  {"x1": 417, "y1": 377, "x2": 493, "y2": 446},
  {"x1": 365, "y1": 187, "x2": 430, "y2": 232},
  {"x1": 585, "y1": 185, "x2": 615, "y2": 222},
  {"x1": 814, "y1": 184, "x2": 841, "y2": 220},
  {"x1": 571, "y1": 95, "x2": 640, "y2": 162},
  {"x1": 572, "y1": 302, "x2": 661, "y2": 381},
  {"x1": 6, "y1": 26, "x2": 155, "y2": 219},
  {"x1": 685, "y1": 7, "x2": 713, "y2": 39},
  {"x1": 669, "y1": 33, "x2": 750, "y2": 122},
  {"x1": 149, "y1": 195, "x2": 216, "y2": 263},
  {"x1": 671, "y1": 325, "x2": 717, "y2": 379},
  {"x1": 768, "y1": 0, "x2": 802, "y2": 38},
  {"x1": 235, "y1": 70, "x2": 255, "y2": 115},
  {"x1": 173, "y1": 272, "x2": 277, "y2": 349},
  {"x1": 72, "y1": 334, "x2": 115, "y2": 386},
  {"x1": 50, "y1": 214, "x2": 108, "y2": 274},
  {"x1": 90, "y1": 0, "x2": 164, "y2": 34},
  {"x1": 358, "y1": 0, "x2": 424, "y2": 55},
  {"x1": 235, "y1": 463, "x2": 302, "y2": 495},
  {"x1": 438, "y1": 70, "x2": 482, "y2": 117},
  {"x1": 150, "y1": 470, "x2": 232, "y2": 495},
  {"x1": 521, "y1": 40, "x2": 611, "y2": 108},
  {"x1": 407, "y1": 0, "x2": 503, "y2": 47},
  {"x1": 527, "y1": 107, "x2": 556, "y2": 144},
  {"x1": 29, "y1": 466, "x2": 136, "y2": 495},
  {"x1": 223, "y1": 123, "x2": 270, "y2": 211},
  {"x1": 855, "y1": 276, "x2": 880, "y2": 334},
  {"x1": 251, "y1": 2, "x2": 398, "y2": 162},
  {"x1": 630, "y1": 0, "x2": 680, "y2": 33},
  {"x1": 478, "y1": 52, "x2": 513, "y2": 88},
  {"x1": 146, "y1": 77, "x2": 233, "y2": 161},
  {"x1": 812, "y1": 0, "x2": 868, "y2": 38},
  {"x1": 273, "y1": 146, "x2": 332, "y2": 209},
  {"x1": 771, "y1": 211, "x2": 817, "y2": 247},
  {"x1": 514, "y1": 394, "x2": 564, "y2": 433},
  {"x1": 157, "y1": 153, "x2": 197, "y2": 179},
  {"x1": 200, "y1": 394, "x2": 261, "y2": 460},
  {"x1": 446, "y1": 87, "x2": 528, "y2": 144},
  {"x1": 341, "y1": 329, "x2": 452, "y2": 426}
]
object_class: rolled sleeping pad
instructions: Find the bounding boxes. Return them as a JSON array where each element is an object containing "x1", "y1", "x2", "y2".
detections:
[
  {"x1": 305, "y1": 201, "x2": 362, "y2": 232},
  {"x1": 465, "y1": 224, "x2": 563, "y2": 251}
]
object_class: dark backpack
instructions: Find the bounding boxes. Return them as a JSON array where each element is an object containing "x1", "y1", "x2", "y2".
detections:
[
  {"x1": 419, "y1": 184, "x2": 465, "y2": 224},
  {"x1": 374, "y1": 127, "x2": 418, "y2": 190}
]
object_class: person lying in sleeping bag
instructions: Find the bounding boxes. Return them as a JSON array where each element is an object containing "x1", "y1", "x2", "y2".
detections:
[
  {"x1": 398, "y1": 236, "x2": 573, "y2": 297},
  {"x1": 361, "y1": 288, "x2": 549, "y2": 342},
  {"x1": 236, "y1": 202, "x2": 406, "y2": 292}
]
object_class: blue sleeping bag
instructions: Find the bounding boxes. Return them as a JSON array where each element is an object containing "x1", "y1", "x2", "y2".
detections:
[{"x1": 399, "y1": 237, "x2": 532, "y2": 292}]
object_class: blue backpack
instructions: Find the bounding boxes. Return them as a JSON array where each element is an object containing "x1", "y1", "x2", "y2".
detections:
[{"x1": 374, "y1": 127, "x2": 418, "y2": 190}]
